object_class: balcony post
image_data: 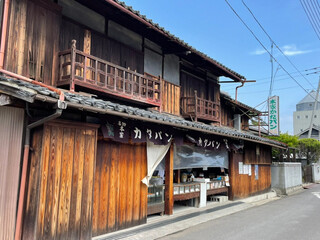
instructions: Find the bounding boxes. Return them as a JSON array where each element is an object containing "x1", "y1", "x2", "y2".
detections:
[
  {"x1": 70, "y1": 39, "x2": 77, "y2": 91},
  {"x1": 159, "y1": 76, "x2": 162, "y2": 113},
  {"x1": 194, "y1": 90, "x2": 198, "y2": 122}
]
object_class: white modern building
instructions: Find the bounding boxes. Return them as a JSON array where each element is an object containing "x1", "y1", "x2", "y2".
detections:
[{"x1": 293, "y1": 90, "x2": 320, "y2": 137}]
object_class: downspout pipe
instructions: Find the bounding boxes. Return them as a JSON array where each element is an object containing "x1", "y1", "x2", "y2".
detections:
[
  {"x1": 0, "y1": 0, "x2": 10, "y2": 69},
  {"x1": 235, "y1": 80, "x2": 245, "y2": 102},
  {"x1": 15, "y1": 108, "x2": 63, "y2": 240}
]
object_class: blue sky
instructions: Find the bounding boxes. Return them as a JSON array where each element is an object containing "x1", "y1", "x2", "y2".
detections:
[{"x1": 123, "y1": 0, "x2": 320, "y2": 134}]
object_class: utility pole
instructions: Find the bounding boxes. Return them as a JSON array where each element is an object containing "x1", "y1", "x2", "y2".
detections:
[{"x1": 308, "y1": 77, "x2": 320, "y2": 138}]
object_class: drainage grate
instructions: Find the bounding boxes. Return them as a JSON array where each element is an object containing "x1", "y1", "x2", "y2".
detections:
[{"x1": 98, "y1": 201, "x2": 244, "y2": 240}]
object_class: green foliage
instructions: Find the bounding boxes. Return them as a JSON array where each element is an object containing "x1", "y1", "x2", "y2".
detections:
[
  {"x1": 267, "y1": 133, "x2": 320, "y2": 163},
  {"x1": 298, "y1": 138, "x2": 320, "y2": 164}
]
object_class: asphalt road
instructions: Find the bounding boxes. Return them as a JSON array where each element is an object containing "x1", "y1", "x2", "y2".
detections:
[{"x1": 159, "y1": 184, "x2": 320, "y2": 240}]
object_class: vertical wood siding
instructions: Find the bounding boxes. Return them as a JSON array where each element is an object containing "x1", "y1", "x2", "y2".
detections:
[
  {"x1": 91, "y1": 31, "x2": 144, "y2": 74},
  {"x1": 5, "y1": 0, "x2": 61, "y2": 85},
  {"x1": 220, "y1": 101, "x2": 234, "y2": 128},
  {"x1": 22, "y1": 121, "x2": 97, "y2": 240},
  {"x1": 161, "y1": 80, "x2": 180, "y2": 115},
  {"x1": 92, "y1": 140, "x2": 147, "y2": 237},
  {"x1": 0, "y1": 107, "x2": 24, "y2": 240},
  {"x1": 229, "y1": 144, "x2": 272, "y2": 200}
]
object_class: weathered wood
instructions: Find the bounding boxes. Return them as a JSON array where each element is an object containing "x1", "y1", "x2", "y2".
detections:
[
  {"x1": 22, "y1": 128, "x2": 43, "y2": 240},
  {"x1": 37, "y1": 125, "x2": 51, "y2": 237},
  {"x1": 229, "y1": 145, "x2": 272, "y2": 200},
  {"x1": 6, "y1": 0, "x2": 61, "y2": 84},
  {"x1": 165, "y1": 144, "x2": 174, "y2": 215},
  {"x1": 139, "y1": 145, "x2": 147, "y2": 224},
  {"x1": 22, "y1": 121, "x2": 98, "y2": 240},
  {"x1": 92, "y1": 141, "x2": 147, "y2": 236},
  {"x1": 58, "y1": 47, "x2": 161, "y2": 107}
]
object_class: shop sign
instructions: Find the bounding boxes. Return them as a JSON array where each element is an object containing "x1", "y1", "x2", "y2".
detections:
[
  {"x1": 101, "y1": 120, "x2": 173, "y2": 145},
  {"x1": 268, "y1": 96, "x2": 279, "y2": 135}
]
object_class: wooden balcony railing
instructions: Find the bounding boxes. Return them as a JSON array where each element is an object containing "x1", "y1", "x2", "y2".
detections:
[
  {"x1": 181, "y1": 90, "x2": 220, "y2": 123},
  {"x1": 57, "y1": 40, "x2": 161, "y2": 107}
]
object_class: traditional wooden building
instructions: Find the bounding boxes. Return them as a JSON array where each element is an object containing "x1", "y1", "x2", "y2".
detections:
[{"x1": 0, "y1": 0, "x2": 287, "y2": 239}]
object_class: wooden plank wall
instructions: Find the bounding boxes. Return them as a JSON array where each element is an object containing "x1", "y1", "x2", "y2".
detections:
[
  {"x1": 0, "y1": 107, "x2": 25, "y2": 240},
  {"x1": 22, "y1": 121, "x2": 98, "y2": 240},
  {"x1": 229, "y1": 144, "x2": 272, "y2": 200},
  {"x1": 220, "y1": 101, "x2": 234, "y2": 128},
  {"x1": 90, "y1": 31, "x2": 144, "y2": 74},
  {"x1": 5, "y1": 0, "x2": 61, "y2": 85},
  {"x1": 92, "y1": 140, "x2": 147, "y2": 237},
  {"x1": 161, "y1": 80, "x2": 180, "y2": 115},
  {"x1": 180, "y1": 71, "x2": 206, "y2": 100}
]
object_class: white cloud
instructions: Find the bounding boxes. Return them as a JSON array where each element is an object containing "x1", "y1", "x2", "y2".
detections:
[
  {"x1": 251, "y1": 44, "x2": 312, "y2": 56},
  {"x1": 251, "y1": 49, "x2": 267, "y2": 55},
  {"x1": 282, "y1": 44, "x2": 311, "y2": 56}
]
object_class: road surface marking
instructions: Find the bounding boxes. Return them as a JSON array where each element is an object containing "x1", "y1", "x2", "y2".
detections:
[{"x1": 312, "y1": 192, "x2": 320, "y2": 199}]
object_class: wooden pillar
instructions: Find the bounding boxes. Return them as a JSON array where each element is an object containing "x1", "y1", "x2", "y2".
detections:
[
  {"x1": 84, "y1": 29, "x2": 91, "y2": 80},
  {"x1": 165, "y1": 144, "x2": 174, "y2": 215}
]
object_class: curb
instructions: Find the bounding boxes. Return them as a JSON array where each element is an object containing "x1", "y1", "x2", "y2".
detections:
[{"x1": 94, "y1": 192, "x2": 278, "y2": 240}]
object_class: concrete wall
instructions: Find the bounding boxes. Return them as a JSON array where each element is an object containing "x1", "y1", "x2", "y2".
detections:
[
  {"x1": 271, "y1": 162, "x2": 302, "y2": 195},
  {"x1": 312, "y1": 163, "x2": 320, "y2": 183}
]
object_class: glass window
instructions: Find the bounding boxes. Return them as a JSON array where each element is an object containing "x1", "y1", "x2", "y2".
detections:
[
  {"x1": 315, "y1": 115, "x2": 317, "y2": 118},
  {"x1": 297, "y1": 115, "x2": 300, "y2": 119},
  {"x1": 306, "y1": 115, "x2": 308, "y2": 119}
]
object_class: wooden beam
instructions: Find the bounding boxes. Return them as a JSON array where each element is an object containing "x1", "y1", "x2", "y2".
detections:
[{"x1": 165, "y1": 144, "x2": 174, "y2": 215}]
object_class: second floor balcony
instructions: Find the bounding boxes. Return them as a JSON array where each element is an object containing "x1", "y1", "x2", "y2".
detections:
[
  {"x1": 57, "y1": 40, "x2": 161, "y2": 107},
  {"x1": 181, "y1": 90, "x2": 220, "y2": 123}
]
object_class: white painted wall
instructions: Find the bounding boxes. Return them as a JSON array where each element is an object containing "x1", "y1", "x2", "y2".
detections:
[{"x1": 312, "y1": 163, "x2": 320, "y2": 183}]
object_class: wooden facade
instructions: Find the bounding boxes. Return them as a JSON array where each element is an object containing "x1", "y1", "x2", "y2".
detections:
[
  {"x1": 22, "y1": 121, "x2": 98, "y2": 240},
  {"x1": 180, "y1": 71, "x2": 221, "y2": 122},
  {"x1": 92, "y1": 140, "x2": 147, "y2": 236},
  {"x1": 0, "y1": 0, "x2": 280, "y2": 239},
  {"x1": 229, "y1": 144, "x2": 272, "y2": 200},
  {"x1": 5, "y1": 0, "x2": 60, "y2": 85},
  {"x1": 161, "y1": 80, "x2": 180, "y2": 115}
]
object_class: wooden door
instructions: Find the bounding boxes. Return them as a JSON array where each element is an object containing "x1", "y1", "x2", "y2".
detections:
[
  {"x1": 22, "y1": 121, "x2": 98, "y2": 240},
  {"x1": 92, "y1": 140, "x2": 147, "y2": 236}
]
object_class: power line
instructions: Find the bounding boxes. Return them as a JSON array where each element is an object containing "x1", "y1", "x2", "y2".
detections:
[
  {"x1": 238, "y1": 85, "x2": 303, "y2": 95},
  {"x1": 300, "y1": 0, "x2": 320, "y2": 40},
  {"x1": 224, "y1": 0, "x2": 317, "y2": 101},
  {"x1": 242, "y1": 0, "x2": 316, "y2": 89},
  {"x1": 222, "y1": 70, "x2": 320, "y2": 92},
  {"x1": 248, "y1": 66, "x2": 320, "y2": 82}
]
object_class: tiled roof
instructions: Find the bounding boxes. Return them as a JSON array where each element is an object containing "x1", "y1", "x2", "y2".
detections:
[
  {"x1": 108, "y1": 0, "x2": 245, "y2": 81},
  {"x1": 0, "y1": 74, "x2": 286, "y2": 148}
]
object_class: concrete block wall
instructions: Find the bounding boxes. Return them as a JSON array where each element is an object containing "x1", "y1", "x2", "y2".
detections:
[
  {"x1": 271, "y1": 162, "x2": 302, "y2": 195},
  {"x1": 312, "y1": 163, "x2": 320, "y2": 183}
]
